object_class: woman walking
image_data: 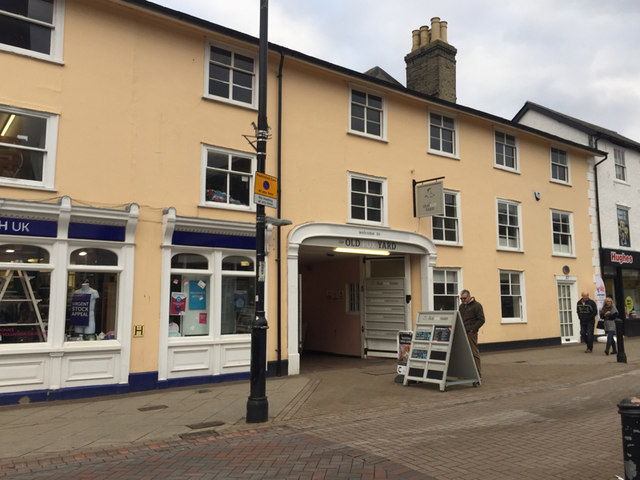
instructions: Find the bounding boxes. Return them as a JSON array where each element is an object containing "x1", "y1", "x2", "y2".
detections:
[{"x1": 599, "y1": 296, "x2": 618, "y2": 355}]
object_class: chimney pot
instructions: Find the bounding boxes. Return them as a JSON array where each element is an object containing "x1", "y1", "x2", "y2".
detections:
[
  {"x1": 411, "y1": 29, "x2": 420, "y2": 52},
  {"x1": 419, "y1": 25, "x2": 429, "y2": 48},
  {"x1": 430, "y1": 17, "x2": 441, "y2": 42},
  {"x1": 440, "y1": 21, "x2": 448, "y2": 43}
]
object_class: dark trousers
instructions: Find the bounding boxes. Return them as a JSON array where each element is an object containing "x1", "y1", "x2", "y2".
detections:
[
  {"x1": 605, "y1": 331, "x2": 617, "y2": 353},
  {"x1": 467, "y1": 330, "x2": 481, "y2": 377},
  {"x1": 580, "y1": 320, "x2": 594, "y2": 350}
]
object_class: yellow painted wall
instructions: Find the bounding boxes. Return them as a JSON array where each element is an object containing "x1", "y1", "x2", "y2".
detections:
[
  {"x1": 0, "y1": 0, "x2": 598, "y2": 377},
  {"x1": 277, "y1": 58, "x2": 595, "y2": 346}
]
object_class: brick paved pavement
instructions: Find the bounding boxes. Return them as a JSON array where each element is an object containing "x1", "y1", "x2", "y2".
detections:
[
  {"x1": 1, "y1": 427, "x2": 431, "y2": 479},
  {"x1": 0, "y1": 339, "x2": 637, "y2": 479}
]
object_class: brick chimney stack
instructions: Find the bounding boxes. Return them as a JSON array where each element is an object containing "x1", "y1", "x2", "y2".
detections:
[{"x1": 405, "y1": 17, "x2": 457, "y2": 102}]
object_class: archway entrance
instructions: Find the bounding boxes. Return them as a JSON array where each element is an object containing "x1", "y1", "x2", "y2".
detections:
[{"x1": 286, "y1": 223, "x2": 436, "y2": 375}]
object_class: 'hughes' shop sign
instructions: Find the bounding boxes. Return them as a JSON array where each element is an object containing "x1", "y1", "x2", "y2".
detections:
[{"x1": 601, "y1": 249, "x2": 639, "y2": 269}]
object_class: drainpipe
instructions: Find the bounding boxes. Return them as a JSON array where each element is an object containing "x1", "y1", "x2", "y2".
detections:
[
  {"x1": 592, "y1": 134, "x2": 608, "y2": 263},
  {"x1": 276, "y1": 51, "x2": 285, "y2": 376}
]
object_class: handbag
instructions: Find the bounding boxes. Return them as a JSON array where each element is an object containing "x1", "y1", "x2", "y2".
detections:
[{"x1": 597, "y1": 319, "x2": 605, "y2": 330}]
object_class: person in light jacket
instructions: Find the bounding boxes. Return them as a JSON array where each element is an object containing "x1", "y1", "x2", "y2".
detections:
[{"x1": 599, "y1": 296, "x2": 618, "y2": 356}]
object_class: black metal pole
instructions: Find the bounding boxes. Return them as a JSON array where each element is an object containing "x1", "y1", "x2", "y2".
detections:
[
  {"x1": 246, "y1": 0, "x2": 269, "y2": 424},
  {"x1": 616, "y1": 318, "x2": 627, "y2": 364},
  {"x1": 618, "y1": 397, "x2": 640, "y2": 479}
]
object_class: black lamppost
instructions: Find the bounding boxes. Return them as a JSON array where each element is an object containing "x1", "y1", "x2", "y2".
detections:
[{"x1": 246, "y1": 0, "x2": 269, "y2": 424}]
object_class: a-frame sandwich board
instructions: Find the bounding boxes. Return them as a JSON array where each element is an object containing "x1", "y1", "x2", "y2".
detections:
[{"x1": 402, "y1": 311, "x2": 480, "y2": 391}]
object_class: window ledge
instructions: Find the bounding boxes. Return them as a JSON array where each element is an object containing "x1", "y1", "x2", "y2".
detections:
[
  {"x1": 347, "y1": 220, "x2": 389, "y2": 228},
  {"x1": 0, "y1": 182, "x2": 58, "y2": 192},
  {"x1": 168, "y1": 335, "x2": 250, "y2": 346},
  {"x1": 614, "y1": 179, "x2": 630, "y2": 187},
  {"x1": 347, "y1": 130, "x2": 388, "y2": 143},
  {"x1": 497, "y1": 247, "x2": 524, "y2": 253},
  {"x1": 198, "y1": 202, "x2": 256, "y2": 213},
  {"x1": 0, "y1": 45, "x2": 64, "y2": 65},
  {"x1": 433, "y1": 241, "x2": 463, "y2": 248},
  {"x1": 549, "y1": 179, "x2": 572, "y2": 187},
  {"x1": 201, "y1": 94, "x2": 258, "y2": 111},
  {"x1": 501, "y1": 319, "x2": 527, "y2": 325},
  {"x1": 62, "y1": 341, "x2": 122, "y2": 351},
  {"x1": 427, "y1": 149, "x2": 460, "y2": 160},
  {"x1": 552, "y1": 253, "x2": 576, "y2": 259},
  {"x1": 494, "y1": 165, "x2": 521, "y2": 175}
]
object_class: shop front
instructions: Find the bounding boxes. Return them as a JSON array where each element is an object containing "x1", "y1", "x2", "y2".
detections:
[
  {"x1": 600, "y1": 248, "x2": 640, "y2": 336},
  {"x1": 158, "y1": 208, "x2": 259, "y2": 387},
  {"x1": 0, "y1": 197, "x2": 138, "y2": 403}
]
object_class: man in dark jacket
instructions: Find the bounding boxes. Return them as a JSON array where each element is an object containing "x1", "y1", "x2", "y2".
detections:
[
  {"x1": 577, "y1": 291, "x2": 598, "y2": 353},
  {"x1": 458, "y1": 289, "x2": 485, "y2": 377}
]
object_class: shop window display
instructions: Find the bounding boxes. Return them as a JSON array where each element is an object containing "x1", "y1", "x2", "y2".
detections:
[
  {"x1": 65, "y1": 248, "x2": 119, "y2": 341},
  {"x1": 623, "y1": 270, "x2": 640, "y2": 321},
  {"x1": 0, "y1": 244, "x2": 51, "y2": 344},
  {"x1": 221, "y1": 256, "x2": 255, "y2": 334},
  {"x1": 169, "y1": 253, "x2": 210, "y2": 337}
]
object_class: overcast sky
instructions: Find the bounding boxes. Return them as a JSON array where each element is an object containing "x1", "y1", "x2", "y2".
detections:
[{"x1": 152, "y1": 0, "x2": 640, "y2": 142}]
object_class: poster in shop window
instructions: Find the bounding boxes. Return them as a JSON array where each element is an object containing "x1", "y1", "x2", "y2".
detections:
[
  {"x1": 70, "y1": 293, "x2": 91, "y2": 326},
  {"x1": 189, "y1": 281, "x2": 206, "y2": 310},
  {"x1": 170, "y1": 292, "x2": 186, "y2": 315}
]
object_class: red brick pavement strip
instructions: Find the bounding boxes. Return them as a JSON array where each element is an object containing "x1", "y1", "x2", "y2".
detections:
[{"x1": 0, "y1": 426, "x2": 435, "y2": 480}]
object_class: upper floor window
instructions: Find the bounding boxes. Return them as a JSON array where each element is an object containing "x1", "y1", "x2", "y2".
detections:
[
  {"x1": 206, "y1": 43, "x2": 256, "y2": 107},
  {"x1": 0, "y1": 0, "x2": 64, "y2": 61},
  {"x1": 618, "y1": 207, "x2": 631, "y2": 247},
  {"x1": 432, "y1": 191, "x2": 461, "y2": 245},
  {"x1": 614, "y1": 148, "x2": 627, "y2": 182},
  {"x1": 433, "y1": 268, "x2": 460, "y2": 310},
  {"x1": 429, "y1": 113, "x2": 456, "y2": 156},
  {"x1": 496, "y1": 199, "x2": 522, "y2": 251},
  {"x1": 551, "y1": 210, "x2": 574, "y2": 256},
  {"x1": 202, "y1": 146, "x2": 255, "y2": 210},
  {"x1": 349, "y1": 173, "x2": 387, "y2": 226},
  {"x1": 0, "y1": 106, "x2": 58, "y2": 189},
  {"x1": 495, "y1": 131, "x2": 518, "y2": 171},
  {"x1": 550, "y1": 147, "x2": 569, "y2": 183},
  {"x1": 350, "y1": 89, "x2": 385, "y2": 139}
]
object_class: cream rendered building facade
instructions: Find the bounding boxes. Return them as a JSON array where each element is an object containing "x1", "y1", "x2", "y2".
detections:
[{"x1": 0, "y1": 0, "x2": 602, "y2": 402}]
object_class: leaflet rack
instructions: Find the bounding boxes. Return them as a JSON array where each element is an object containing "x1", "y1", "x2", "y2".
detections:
[
  {"x1": 403, "y1": 311, "x2": 480, "y2": 391},
  {"x1": 0, "y1": 269, "x2": 47, "y2": 341}
]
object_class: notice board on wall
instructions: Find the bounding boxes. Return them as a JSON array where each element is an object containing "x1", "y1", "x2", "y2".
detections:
[{"x1": 403, "y1": 311, "x2": 480, "y2": 391}]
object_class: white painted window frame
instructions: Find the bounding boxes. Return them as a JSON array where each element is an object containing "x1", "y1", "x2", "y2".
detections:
[
  {"x1": 200, "y1": 144, "x2": 256, "y2": 212},
  {"x1": 496, "y1": 198, "x2": 523, "y2": 252},
  {"x1": 431, "y1": 190, "x2": 462, "y2": 246},
  {"x1": 499, "y1": 269, "x2": 527, "y2": 324},
  {"x1": 347, "y1": 171, "x2": 388, "y2": 227},
  {"x1": 550, "y1": 209, "x2": 575, "y2": 257},
  {"x1": 0, "y1": 104, "x2": 58, "y2": 190},
  {"x1": 614, "y1": 148, "x2": 627, "y2": 182},
  {"x1": 432, "y1": 267, "x2": 461, "y2": 311},
  {"x1": 494, "y1": 130, "x2": 519, "y2": 173},
  {"x1": 203, "y1": 40, "x2": 258, "y2": 109},
  {"x1": 0, "y1": 0, "x2": 65, "y2": 63},
  {"x1": 348, "y1": 85, "x2": 388, "y2": 141},
  {"x1": 550, "y1": 147, "x2": 571, "y2": 185},
  {"x1": 428, "y1": 111, "x2": 459, "y2": 159}
]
